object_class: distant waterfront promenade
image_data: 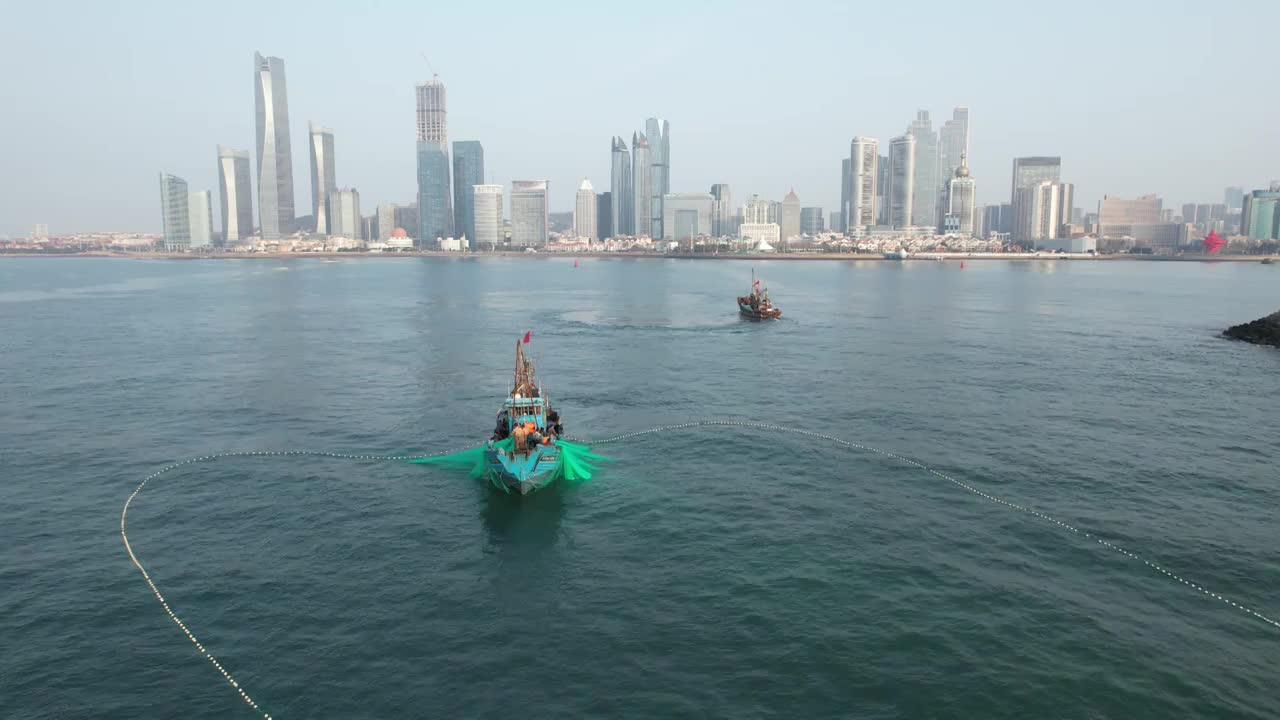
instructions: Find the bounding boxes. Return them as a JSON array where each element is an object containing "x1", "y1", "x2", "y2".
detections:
[{"x1": 1, "y1": 250, "x2": 1275, "y2": 263}]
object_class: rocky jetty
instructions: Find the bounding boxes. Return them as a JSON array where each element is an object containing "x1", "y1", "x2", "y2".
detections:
[{"x1": 1223, "y1": 310, "x2": 1280, "y2": 348}]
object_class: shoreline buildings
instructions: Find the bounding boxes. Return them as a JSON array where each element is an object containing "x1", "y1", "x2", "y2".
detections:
[
  {"x1": 452, "y1": 141, "x2": 484, "y2": 246},
  {"x1": 848, "y1": 136, "x2": 879, "y2": 236},
  {"x1": 647, "y1": 118, "x2": 670, "y2": 239},
  {"x1": 511, "y1": 180, "x2": 549, "y2": 248},
  {"x1": 473, "y1": 185, "x2": 504, "y2": 249},
  {"x1": 632, "y1": 133, "x2": 652, "y2": 237},
  {"x1": 610, "y1": 137, "x2": 632, "y2": 237},
  {"x1": 888, "y1": 135, "x2": 916, "y2": 229}
]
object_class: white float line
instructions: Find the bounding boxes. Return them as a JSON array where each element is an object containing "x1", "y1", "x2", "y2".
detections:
[
  {"x1": 571, "y1": 420, "x2": 1280, "y2": 632},
  {"x1": 121, "y1": 445, "x2": 480, "y2": 717},
  {"x1": 124, "y1": 426, "x2": 1278, "y2": 718}
]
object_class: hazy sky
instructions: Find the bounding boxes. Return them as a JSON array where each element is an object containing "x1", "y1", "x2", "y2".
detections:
[{"x1": 2, "y1": 0, "x2": 1277, "y2": 236}]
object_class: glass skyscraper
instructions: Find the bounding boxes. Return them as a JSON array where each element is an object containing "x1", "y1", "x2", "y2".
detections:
[
  {"x1": 159, "y1": 173, "x2": 190, "y2": 251},
  {"x1": 597, "y1": 192, "x2": 613, "y2": 240},
  {"x1": 610, "y1": 137, "x2": 632, "y2": 235},
  {"x1": 710, "y1": 184, "x2": 732, "y2": 237},
  {"x1": 849, "y1": 137, "x2": 879, "y2": 235},
  {"x1": 632, "y1": 133, "x2": 652, "y2": 237},
  {"x1": 888, "y1": 135, "x2": 916, "y2": 229},
  {"x1": 473, "y1": 185, "x2": 504, "y2": 249},
  {"x1": 511, "y1": 180, "x2": 549, "y2": 248},
  {"x1": 254, "y1": 52, "x2": 295, "y2": 239},
  {"x1": 800, "y1": 207, "x2": 824, "y2": 235},
  {"x1": 906, "y1": 110, "x2": 938, "y2": 231},
  {"x1": 188, "y1": 191, "x2": 214, "y2": 248},
  {"x1": 416, "y1": 77, "x2": 452, "y2": 247},
  {"x1": 217, "y1": 146, "x2": 253, "y2": 246},
  {"x1": 452, "y1": 141, "x2": 484, "y2": 247},
  {"x1": 309, "y1": 123, "x2": 336, "y2": 234},
  {"x1": 646, "y1": 118, "x2": 670, "y2": 240}
]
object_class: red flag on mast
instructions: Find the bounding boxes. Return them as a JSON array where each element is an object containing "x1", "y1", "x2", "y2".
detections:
[
  {"x1": 522, "y1": 331, "x2": 532, "y2": 344},
  {"x1": 1203, "y1": 231, "x2": 1224, "y2": 254}
]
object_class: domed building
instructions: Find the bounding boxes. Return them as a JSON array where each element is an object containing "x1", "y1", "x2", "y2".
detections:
[{"x1": 944, "y1": 153, "x2": 976, "y2": 235}]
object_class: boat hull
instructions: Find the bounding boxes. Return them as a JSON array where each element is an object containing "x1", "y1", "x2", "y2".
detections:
[
  {"x1": 484, "y1": 443, "x2": 561, "y2": 494},
  {"x1": 738, "y1": 303, "x2": 782, "y2": 320}
]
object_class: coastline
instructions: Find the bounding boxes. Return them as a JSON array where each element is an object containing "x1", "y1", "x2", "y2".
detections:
[{"x1": 1, "y1": 250, "x2": 1276, "y2": 263}]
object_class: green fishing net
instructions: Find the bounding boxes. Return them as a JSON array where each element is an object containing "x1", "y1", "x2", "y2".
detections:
[{"x1": 409, "y1": 438, "x2": 608, "y2": 490}]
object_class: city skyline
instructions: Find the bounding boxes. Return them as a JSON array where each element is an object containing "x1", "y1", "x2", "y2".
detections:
[{"x1": 3, "y1": 1, "x2": 1278, "y2": 236}]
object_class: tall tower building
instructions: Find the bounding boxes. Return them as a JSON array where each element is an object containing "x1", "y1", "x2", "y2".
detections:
[
  {"x1": 159, "y1": 173, "x2": 191, "y2": 251},
  {"x1": 416, "y1": 76, "x2": 452, "y2": 247},
  {"x1": 610, "y1": 137, "x2": 632, "y2": 235},
  {"x1": 710, "y1": 184, "x2": 732, "y2": 237},
  {"x1": 840, "y1": 157, "x2": 852, "y2": 233},
  {"x1": 327, "y1": 188, "x2": 361, "y2": 240},
  {"x1": 888, "y1": 135, "x2": 916, "y2": 229},
  {"x1": 574, "y1": 178, "x2": 598, "y2": 239},
  {"x1": 944, "y1": 154, "x2": 976, "y2": 235},
  {"x1": 217, "y1": 146, "x2": 253, "y2": 246},
  {"x1": 849, "y1": 136, "x2": 879, "y2": 236},
  {"x1": 632, "y1": 132, "x2": 652, "y2": 237},
  {"x1": 800, "y1": 207, "x2": 824, "y2": 235},
  {"x1": 781, "y1": 189, "x2": 801, "y2": 242},
  {"x1": 876, "y1": 154, "x2": 890, "y2": 225},
  {"x1": 188, "y1": 191, "x2": 214, "y2": 247},
  {"x1": 308, "y1": 123, "x2": 336, "y2": 234},
  {"x1": 452, "y1": 140, "x2": 484, "y2": 246},
  {"x1": 511, "y1": 180, "x2": 549, "y2": 248},
  {"x1": 472, "y1": 185, "x2": 504, "y2": 249},
  {"x1": 646, "y1": 118, "x2": 670, "y2": 239},
  {"x1": 906, "y1": 110, "x2": 939, "y2": 231},
  {"x1": 254, "y1": 52, "x2": 295, "y2": 239}
]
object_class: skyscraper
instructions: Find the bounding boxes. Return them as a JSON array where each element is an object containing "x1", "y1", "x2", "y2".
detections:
[
  {"x1": 159, "y1": 173, "x2": 190, "y2": 251},
  {"x1": 1010, "y1": 157, "x2": 1062, "y2": 244},
  {"x1": 308, "y1": 123, "x2": 336, "y2": 234},
  {"x1": 710, "y1": 184, "x2": 732, "y2": 237},
  {"x1": 254, "y1": 52, "x2": 295, "y2": 239},
  {"x1": 849, "y1": 136, "x2": 879, "y2": 236},
  {"x1": 597, "y1": 192, "x2": 613, "y2": 239},
  {"x1": 943, "y1": 155, "x2": 976, "y2": 235},
  {"x1": 781, "y1": 189, "x2": 801, "y2": 242},
  {"x1": 800, "y1": 207, "x2": 824, "y2": 235},
  {"x1": 662, "y1": 193, "x2": 713, "y2": 241},
  {"x1": 888, "y1": 135, "x2": 916, "y2": 229},
  {"x1": 646, "y1": 118, "x2": 670, "y2": 240},
  {"x1": 376, "y1": 203, "x2": 397, "y2": 241},
  {"x1": 876, "y1": 154, "x2": 890, "y2": 226},
  {"x1": 217, "y1": 146, "x2": 253, "y2": 246},
  {"x1": 938, "y1": 108, "x2": 970, "y2": 191},
  {"x1": 511, "y1": 180, "x2": 549, "y2": 248},
  {"x1": 906, "y1": 110, "x2": 939, "y2": 230},
  {"x1": 840, "y1": 157, "x2": 852, "y2": 233},
  {"x1": 327, "y1": 188, "x2": 361, "y2": 240},
  {"x1": 1013, "y1": 181, "x2": 1072, "y2": 246},
  {"x1": 473, "y1": 185, "x2": 504, "y2": 249},
  {"x1": 452, "y1": 141, "x2": 484, "y2": 246},
  {"x1": 610, "y1": 137, "x2": 632, "y2": 235},
  {"x1": 416, "y1": 77, "x2": 452, "y2": 247},
  {"x1": 1010, "y1": 157, "x2": 1062, "y2": 202},
  {"x1": 574, "y1": 178, "x2": 597, "y2": 239},
  {"x1": 188, "y1": 191, "x2": 213, "y2": 247},
  {"x1": 632, "y1": 133, "x2": 652, "y2": 237},
  {"x1": 1225, "y1": 186, "x2": 1245, "y2": 212}
]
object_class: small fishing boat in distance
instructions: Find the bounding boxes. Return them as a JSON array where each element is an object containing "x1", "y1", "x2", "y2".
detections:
[
  {"x1": 484, "y1": 335, "x2": 564, "y2": 494},
  {"x1": 738, "y1": 269, "x2": 782, "y2": 320}
]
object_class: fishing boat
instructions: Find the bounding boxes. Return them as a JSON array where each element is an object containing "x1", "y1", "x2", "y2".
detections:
[
  {"x1": 1263, "y1": 258, "x2": 1275, "y2": 265},
  {"x1": 738, "y1": 270, "x2": 782, "y2": 320},
  {"x1": 883, "y1": 249, "x2": 910, "y2": 260},
  {"x1": 483, "y1": 336, "x2": 564, "y2": 494}
]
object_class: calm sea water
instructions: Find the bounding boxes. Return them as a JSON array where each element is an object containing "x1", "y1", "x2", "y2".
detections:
[{"x1": 1, "y1": 257, "x2": 1277, "y2": 719}]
